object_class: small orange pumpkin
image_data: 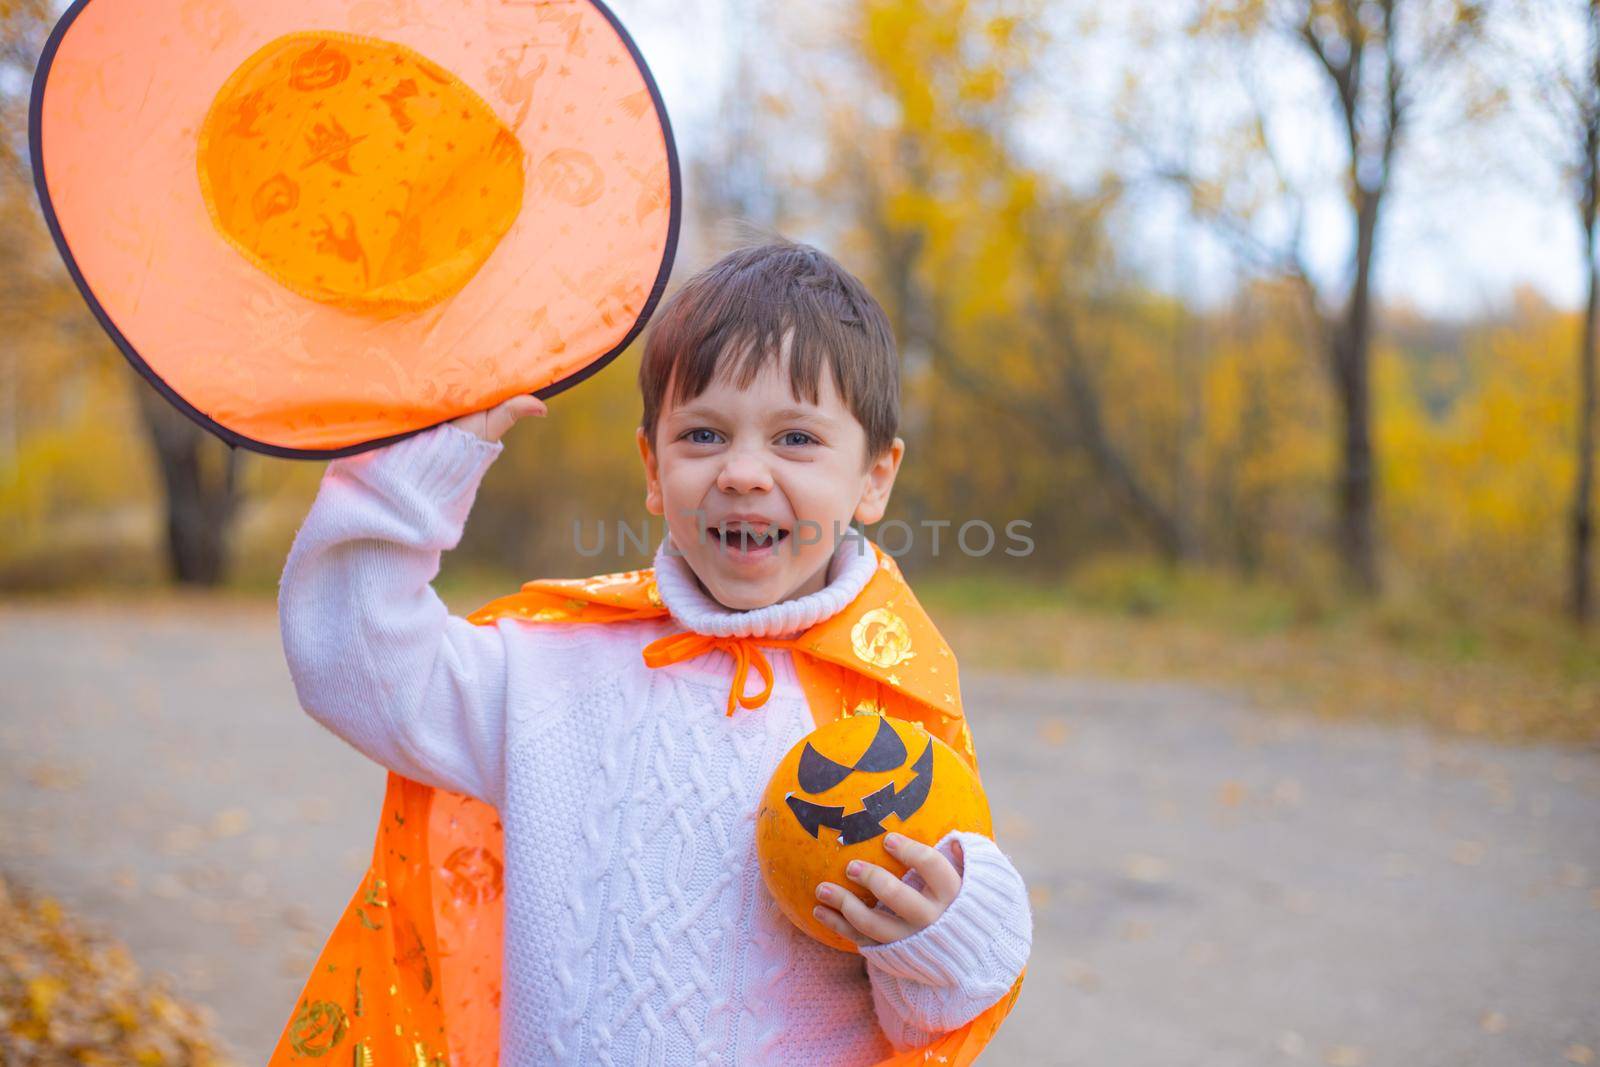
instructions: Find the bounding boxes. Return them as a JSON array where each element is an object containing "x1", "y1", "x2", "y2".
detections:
[{"x1": 756, "y1": 713, "x2": 992, "y2": 952}]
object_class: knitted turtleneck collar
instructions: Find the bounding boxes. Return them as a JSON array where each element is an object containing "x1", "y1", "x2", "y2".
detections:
[{"x1": 651, "y1": 528, "x2": 878, "y2": 640}]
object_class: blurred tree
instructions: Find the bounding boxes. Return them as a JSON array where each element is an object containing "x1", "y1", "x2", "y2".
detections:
[
  {"x1": 1202, "y1": 280, "x2": 1336, "y2": 578},
  {"x1": 1492, "y1": 0, "x2": 1600, "y2": 624},
  {"x1": 3, "y1": 0, "x2": 241, "y2": 585},
  {"x1": 1, "y1": 0, "x2": 85, "y2": 465},
  {"x1": 688, "y1": 0, "x2": 791, "y2": 237},
  {"x1": 1178, "y1": 0, "x2": 1486, "y2": 595},
  {"x1": 134, "y1": 388, "x2": 241, "y2": 585},
  {"x1": 827, "y1": 0, "x2": 1193, "y2": 564}
]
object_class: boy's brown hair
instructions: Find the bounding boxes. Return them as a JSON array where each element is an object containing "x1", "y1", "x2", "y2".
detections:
[{"x1": 637, "y1": 238, "x2": 900, "y2": 466}]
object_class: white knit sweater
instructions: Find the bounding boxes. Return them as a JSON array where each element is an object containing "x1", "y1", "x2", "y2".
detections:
[{"x1": 278, "y1": 423, "x2": 1032, "y2": 1066}]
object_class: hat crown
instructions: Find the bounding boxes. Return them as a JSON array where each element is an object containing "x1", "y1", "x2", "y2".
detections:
[{"x1": 197, "y1": 31, "x2": 526, "y2": 317}]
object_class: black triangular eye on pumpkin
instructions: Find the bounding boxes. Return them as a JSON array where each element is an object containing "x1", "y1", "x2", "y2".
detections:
[
  {"x1": 797, "y1": 715, "x2": 908, "y2": 793},
  {"x1": 798, "y1": 742, "x2": 854, "y2": 794},
  {"x1": 853, "y1": 715, "x2": 908, "y2": 772}
]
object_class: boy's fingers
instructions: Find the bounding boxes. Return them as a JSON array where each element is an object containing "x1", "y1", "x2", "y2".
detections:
[
  {"x1": 506, "y1": 394, "x2": 548, "y2": 418},
  {"x1": 473, "y1": 394, "x2": 548, "y2": 442},
  {"x1": 844, "y1": 860, "x2": 939, "y2": 928},
  {"x1": 447, "y1": 393, "x2": 545, "y2": 442},
  {"x1": 494, "y1": 395, "x2": 547, "y2": 430},
  {"x1": 887, "y1": 833, "x2": 962, "y2": 906},
  {"x1": 811, "y1": 903, "x2": 875, "y2": 947},
  {"x1": 821, "y1": 883, "x2": 913, "y2": 944}
]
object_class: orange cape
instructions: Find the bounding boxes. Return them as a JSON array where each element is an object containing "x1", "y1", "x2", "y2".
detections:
[{"x1": 270, "y1": 541, "x2": 1023, "y2": 1064}]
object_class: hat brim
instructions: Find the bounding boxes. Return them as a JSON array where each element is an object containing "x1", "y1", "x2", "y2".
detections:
[{"x1": 31, "y1": 0, "x2": 680, "y2": 457}]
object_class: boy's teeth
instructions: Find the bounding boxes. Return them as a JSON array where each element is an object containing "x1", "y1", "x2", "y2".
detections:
[{"x1": 719, "y1": 523, "x2": 782, "y2": 547}]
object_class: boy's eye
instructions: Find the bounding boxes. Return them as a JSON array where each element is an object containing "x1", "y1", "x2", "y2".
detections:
[{"x1": 680, "y1": 428, "x2": 814, "y2": 447}]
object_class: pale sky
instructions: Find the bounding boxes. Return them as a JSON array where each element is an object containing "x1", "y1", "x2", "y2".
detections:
[
  {"x1": 617, "y1": 0, "x2": 1591, "y2": 321},
  {"x1": 25, "y1": 0, "x2": 1581, "y2": 320}
]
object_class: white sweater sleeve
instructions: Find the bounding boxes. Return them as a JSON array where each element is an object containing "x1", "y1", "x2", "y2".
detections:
[
  {"x1": 278, "y1": 422, "x2": 514, "y2": 808},
  {"x1": 859, "y1": 830, "x2": 1032, "y2": 1051}
]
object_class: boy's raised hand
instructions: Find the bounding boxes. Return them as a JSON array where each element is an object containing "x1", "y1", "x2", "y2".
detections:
[
  {"x1": 449, "y1": 394, "x2": 548, "y2": 443},
  {"x1": 812, "y1": 831, "x2": 964, "y2": 947}
]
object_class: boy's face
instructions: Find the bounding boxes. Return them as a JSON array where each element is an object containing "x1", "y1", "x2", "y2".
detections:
[{"x1": 636, "y1": 333, "x2": 903, "y2": 612}]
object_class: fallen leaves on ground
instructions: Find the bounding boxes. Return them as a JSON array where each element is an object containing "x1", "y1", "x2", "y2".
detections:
[{"x1": 0, "y1": 871, "x2": 235, "y2": 1066}]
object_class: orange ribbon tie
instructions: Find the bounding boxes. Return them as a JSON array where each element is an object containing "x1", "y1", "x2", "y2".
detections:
[{"x1": 641, "y1": 631, "x2": 808, "y2": 717}]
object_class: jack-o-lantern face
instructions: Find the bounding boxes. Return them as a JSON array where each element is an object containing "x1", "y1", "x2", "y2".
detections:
[
  {"x1": 756, "y1": 713, "x2": 992, "y2": 953},
  {"x1": 787, "y1": 716, "x2": 934, "y2": 846}
]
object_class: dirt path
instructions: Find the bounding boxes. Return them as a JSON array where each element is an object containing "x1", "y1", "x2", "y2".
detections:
[{"x1": 2, "y1": 601, "x2": 1596, "y2": 1065}]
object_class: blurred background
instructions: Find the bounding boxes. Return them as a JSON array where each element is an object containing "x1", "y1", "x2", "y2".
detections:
[
  {"x1": 5, "y1": 0, "x2": 1600, "y2": 734},
  {"x1": 3, "y1": 0, "x2": 1598, "y2": 1064}
]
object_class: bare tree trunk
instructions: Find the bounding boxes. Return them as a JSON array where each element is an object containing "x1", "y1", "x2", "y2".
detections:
[
  {"x1": 134, "y1": 387, "x2": 242, "y2": 586},
  {"x1": 1332, "y1": 190, "x2": 1383, "y2": 594},
  {"x1": 1574, "y1": 236, "x2": 1597, "y2": 624},
  {"x1": 1284, "y1": 0, "x2": 1418, "y2": 597},
  {"x1": 1231, "y1": 334, "x2": 1270, "y2": 577},
  {"x1": 1569, "y1": 0, "x2": 1600, "y2": 626}
]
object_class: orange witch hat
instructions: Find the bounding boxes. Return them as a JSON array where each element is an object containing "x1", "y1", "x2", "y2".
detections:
[
  {"x1": 269, "y1": 540, "x2": 1024, "y2": 1065},
  {"x1": 31, "y1": 0, "x2": 679, "y2": 457}
]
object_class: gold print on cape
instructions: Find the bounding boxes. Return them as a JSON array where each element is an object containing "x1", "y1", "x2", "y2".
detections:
[
  {"x1": 392, "y1": 912, "x2": 434, "y2": 993},
  {"x1": 441, "y1": 845, "x2": 505, "y2": 905},
  {"x1": 850, "y1": 607, "x2": 914, "y2": 670},
  {"x1": 289, "y1": 998, "x2": 349, "y2": 1056},
  {"x1": 356, "y1": 877, "x2": 388, "y2": 930}
]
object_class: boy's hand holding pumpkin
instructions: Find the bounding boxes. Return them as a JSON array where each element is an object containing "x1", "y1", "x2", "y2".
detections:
[{"x1": 812, "y1": 831, "x2": 964, "y2": 946}]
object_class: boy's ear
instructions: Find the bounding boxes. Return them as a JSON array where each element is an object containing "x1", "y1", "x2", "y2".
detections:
[
  {"x1": 636, "y1": 426, "x2": 664, "y2": 516},
  {"x1": 853, "y1": 436, "x2": 905, "y2": 526}
]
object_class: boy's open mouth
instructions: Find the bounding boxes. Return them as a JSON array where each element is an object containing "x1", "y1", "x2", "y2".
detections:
[{"x1": 711, "y1": 522, "x2": 790, "y2": 554}]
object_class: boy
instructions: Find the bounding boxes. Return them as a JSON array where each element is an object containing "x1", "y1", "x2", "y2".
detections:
[{"x1": 279, "y1": 239, "x2": 1032, "y2": 1063}]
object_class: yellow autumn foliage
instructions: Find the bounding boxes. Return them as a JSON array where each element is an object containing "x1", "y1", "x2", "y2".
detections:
[
  {"x1": 1382, "y1": 290, "x2": 1585, "y2": 607},
  {"x1": 0, "y1": 873, "x2": 235, "y2": 1065},
  {"x1": 0, "y1": 0, "x2": 1595, "y2": 644}
]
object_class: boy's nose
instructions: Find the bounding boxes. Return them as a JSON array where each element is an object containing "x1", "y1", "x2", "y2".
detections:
[{"x1": 716, "y1": 451, "x2": 773, "y2": 494}]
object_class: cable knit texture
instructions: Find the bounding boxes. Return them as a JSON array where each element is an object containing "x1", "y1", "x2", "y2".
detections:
[{"x1": 278, "y1": 423, "x2": 1032, "y2": 1065}]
